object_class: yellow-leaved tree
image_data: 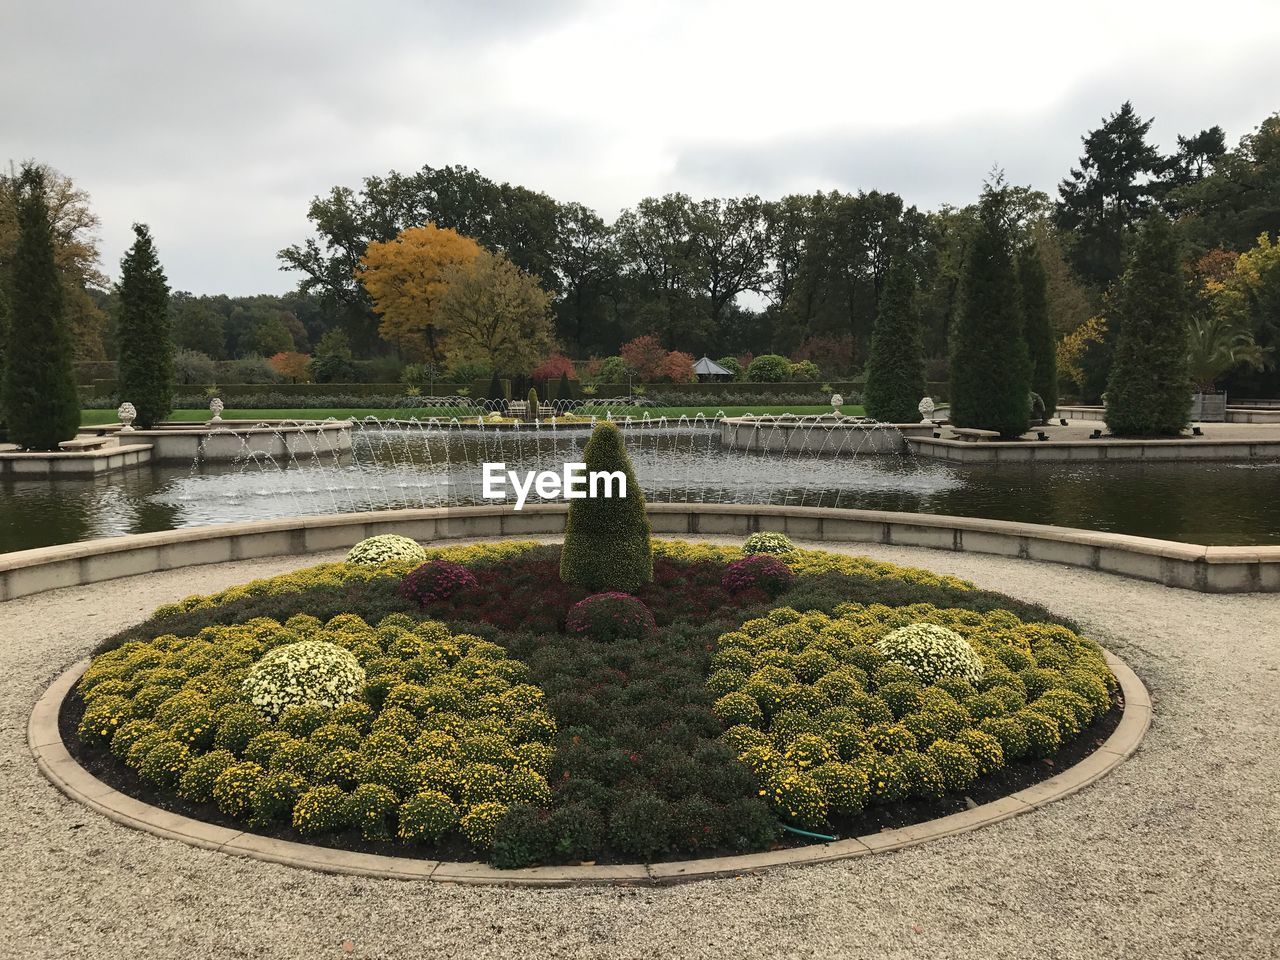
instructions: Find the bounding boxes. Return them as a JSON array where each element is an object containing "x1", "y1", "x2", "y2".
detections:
[
  {"x1": 436, "y1": 250, "x2": 556, "y2": 373},
  {"x1": 356, "y1": 223, "x2": 482, "y2": 362}
]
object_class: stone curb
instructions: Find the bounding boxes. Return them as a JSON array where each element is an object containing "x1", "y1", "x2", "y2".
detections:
[
  {"x1": 2, "y1": 504, "x2": 1278, "y2": 598},
  {"x1": 29, "y1": 650, "x2": 1149, "y2": 887}
]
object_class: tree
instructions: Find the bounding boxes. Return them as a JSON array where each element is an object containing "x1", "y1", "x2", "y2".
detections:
[
  {"x1": 552, "y1": 202, "x2": 620, "y2": 354},
  {"x1": 1057, "y1": 316, "x2": 1107, "y2": 395},
  {"x1": 1019, "y1": 244, "x2": 1058, "y2": 414},
  {"x1": 2, "y1": 165, "x2": 79, "y2": 449},
  {"x1": 1104, "y1": 215, "x2": 1192, "y2": 436},
  {"x1": 115, "y1": 224, "x2": 173, "y2": 427},
  {"x1": 0, "y1": 162, "x2": 108, "y2": 361},
  {"x1": 171, "y1": 292, "x2": 226, "y2": 358},
  {"x1": 358, "y1": 223, "x2": 483, "y2": 362},
  {"x1": 560, "y1": 421, "x2": 652, "y2": 591},
  {"x1": 658, "y1": 351, "x2": 696, "y2": 383},
  {"x1": 619, "y1": 335, "x2": 669, "y2": 381},
  {"x1": 950, "y1": 179, "x2": 1032, "y2": 439},
  {"x1": 310, "y1": 328, "x2": 358, "y2": 383},
  {"x1": 279, "y1": 164, "x2": 563, "y2": 352},
  {"x1": 252, "y1": 314, "x2": 294, "y2": 357},
  {"x1": 1172, "y1": 113, "x2": 1280, "y2": 254},
  {"x1": 1161, "y1": 127, "x2": 1228, "y2": 195},
  {"x1": 1211, "y1": 233, "x2": 1280, "y2": 396},
  {"x1": 435, "y1": 250, "x2": 555, "y2": 374},
  {"x1": 746, "y1": 354, "x2": 792, "y2": 382},
  {"x1": 1186, "y1": 313, "x2": 1267, "y2": 393},
  {"x1": 863, "y1": 258, "x2": 926, "y2": 423},
  {"x1": 531, "y1": 353, "x2": 576, "y2": 382},
  {"x1": 715, "y1": 356, "x2": 743, "y2": 380},
  {"x1": 1055, "y1": 102, "x2": 1163, "y2": 287},
  {"x1": 268, "y1": 351, "x2": 312, "y2": 383}
]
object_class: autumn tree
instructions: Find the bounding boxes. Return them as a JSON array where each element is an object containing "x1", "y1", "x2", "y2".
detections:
[
  {"x1": 268, "y1": 351, "x2": 312, "y2": 383},
  {"x1": 434, "y1": 250, "x2": 555, "y2": 374},
  {"x1": 116, "y1": 224, "x2": 173, "y2": 427},
  {"x1": 2, "y1": 165, "x2": 80, "y2": 449},
  {"x1": 0, "y1": 162, "x2": 108, "y2": 361},
  {"x1": 619, "y1": 335, "x2": 670, "y2": 380},
  {"x1": 358, "y1": 223, "x2": 483, "y2": 362}
]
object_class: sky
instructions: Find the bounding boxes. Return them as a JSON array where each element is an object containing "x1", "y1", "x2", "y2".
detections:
[{"x1": 3, "y1": 0, "x2": 1279, "y2": 296}]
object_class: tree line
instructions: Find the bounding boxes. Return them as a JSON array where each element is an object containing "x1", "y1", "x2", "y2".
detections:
[{"x1": 277, "y1": 103, "x2": 1280, "y2": 398}]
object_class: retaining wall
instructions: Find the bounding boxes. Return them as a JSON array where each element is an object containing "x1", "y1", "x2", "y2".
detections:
[{"x1": 1, "y1": 504, "x2": 1276, "y2": 600}]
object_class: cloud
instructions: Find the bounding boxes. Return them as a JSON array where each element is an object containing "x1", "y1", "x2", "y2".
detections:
[{"x1": 1, "y1": 0, "x2": 1277, "y2": 294}]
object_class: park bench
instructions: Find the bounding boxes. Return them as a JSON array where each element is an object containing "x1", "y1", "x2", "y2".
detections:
[
  {"x1": 57, "y1": 436, "x2": 114, "y2": 451},
  {"x1": 948, "y1": 427, "x2": 1000, "y2": 442}
]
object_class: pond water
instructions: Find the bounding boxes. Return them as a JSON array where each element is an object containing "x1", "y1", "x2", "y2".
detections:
[{"x1": 2, "y1": 425, "x2": 1278, "y2": 551}]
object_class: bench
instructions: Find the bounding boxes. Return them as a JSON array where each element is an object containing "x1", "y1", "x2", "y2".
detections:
[
  {"x1": 948, "y1": 427, "x2": 1000, "y2": 442},
  {"x1": 57, "y1": 436, "x2": 114, "y2": 451}
]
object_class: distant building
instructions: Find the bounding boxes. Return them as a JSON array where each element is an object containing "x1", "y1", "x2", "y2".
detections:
[{"x1": 693, "y1": 356, "x2": 733, "y2": 382}]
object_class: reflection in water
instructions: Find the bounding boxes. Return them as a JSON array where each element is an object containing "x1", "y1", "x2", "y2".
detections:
[{"x1": 1, "y1": 426, "x2": 1278, "y2": 551}]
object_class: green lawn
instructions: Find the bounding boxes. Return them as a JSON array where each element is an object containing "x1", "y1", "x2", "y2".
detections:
[{"x1": 80, "y1": 403, "x2": 859, "y2": 426}]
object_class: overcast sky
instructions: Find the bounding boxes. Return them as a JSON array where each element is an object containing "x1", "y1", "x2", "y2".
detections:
[{"x1": 3, "y1": 0, "x2": 1278, "y2": 296}]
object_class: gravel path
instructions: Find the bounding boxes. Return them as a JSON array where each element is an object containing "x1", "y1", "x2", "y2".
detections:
[{"x1": 3, "y1": 540, "x2": 1278, "y2": 960}]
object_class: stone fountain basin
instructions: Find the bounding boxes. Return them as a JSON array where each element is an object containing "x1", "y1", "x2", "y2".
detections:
[
  {"x1": 719, "y1": 416, "x2": 937, "y2": 454},
  {"x1": 85, "y1": 419, "x2": 353, "y2": 462}
]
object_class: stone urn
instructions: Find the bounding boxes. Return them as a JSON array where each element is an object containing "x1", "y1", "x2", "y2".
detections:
[
  {"x1": 117, "y1": 402, "x2": 137, "y2": 432},
  {"x1": 918, "y1": 396, "x2": 935, "y2": 423},
  {"x1": 830, "y1": 393, "x2": 843, "y2": 417},
  {"x1": 209, "y1": 397, "x2": 224, "y2": 424}
]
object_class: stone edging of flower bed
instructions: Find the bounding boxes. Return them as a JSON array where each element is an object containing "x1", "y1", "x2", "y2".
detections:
[{"x1": 29, "y1": 650, "x2": 1150, "y2": 887}]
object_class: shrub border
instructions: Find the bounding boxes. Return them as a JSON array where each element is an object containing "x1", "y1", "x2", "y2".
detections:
[{"x1": 30, "y1": 614, "x2": 1149, "y2": 887}]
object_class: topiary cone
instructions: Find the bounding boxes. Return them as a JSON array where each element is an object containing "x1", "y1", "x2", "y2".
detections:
[{"x1": 560, "y1": 421, "x2": 652, "y2": 591}]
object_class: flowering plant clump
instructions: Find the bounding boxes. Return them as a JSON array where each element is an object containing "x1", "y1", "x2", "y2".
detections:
[
  {"x1": 708, "y1": 602, "x2": 1115, "y2": 830},
  {"x1": 875, "y1": 623, "x2": 984, "y2": 685},
  {"x1": 344, "y1": 534, "x2": 428, "y2": 567},
  {"x1": 743, "y1": 532, "x2": 795, "y2": 555},
  {"x1": 397, "y1": 560, "x2": 479, "y2": 606},
  {"x1": 565, "y1": 592, "x2": 656, "y2": 642},
  {"x1": 241, "y1": 641, "x2": 366, "y2": 719},
  {"x1": 75, "y1": 613, "x2": 557, "y2": 858},
  {"x1": 721, "y1": 555, "x2": 794, "y2": 596}
]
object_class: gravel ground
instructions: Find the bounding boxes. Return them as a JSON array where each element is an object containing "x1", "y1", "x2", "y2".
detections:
[{"x1": 3, "y1": 539, "x2": 1278, "y2": 960}]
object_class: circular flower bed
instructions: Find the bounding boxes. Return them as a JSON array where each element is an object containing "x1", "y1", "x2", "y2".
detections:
[{"x1": 69, "y1": 538, "x2": 1120, "y2": 869}]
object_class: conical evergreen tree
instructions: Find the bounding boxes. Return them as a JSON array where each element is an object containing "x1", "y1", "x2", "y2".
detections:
[
  {"x1": 116, "y1": 224, "x2": 172, "y2": 428},
  {"x1": 1019, "y1": 244, "x2": 1058, "y2": 415},
  {"x1": 2, "y1": 166, "x2": 80, "y2": 450},
  {"x1": 1104, "y1": 214, "x2": 1192, "y2": 436},
  {"x1": 560, "y1": 421, "x2": 652, "y2": 592},
  {"x1": 950, "y1": 181, "x2": 1032, "y2": 439},
  {"x1": 863, "y1": 258, "x2": 926, "y2": 423}
]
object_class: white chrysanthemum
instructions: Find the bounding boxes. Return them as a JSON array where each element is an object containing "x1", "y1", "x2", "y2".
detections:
[
  {"x1": 875, "y1": 623, "x2": 984, "y2": 685},
  {"x1": 241, "y1": 641, "x2": 366, "y2": 717},
  {"x1": 344, "y1": 534, "x2": 427, "y2": 566},
  {"x1": 743, "y1": 532, "x2": 795, "y2": 555}
]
